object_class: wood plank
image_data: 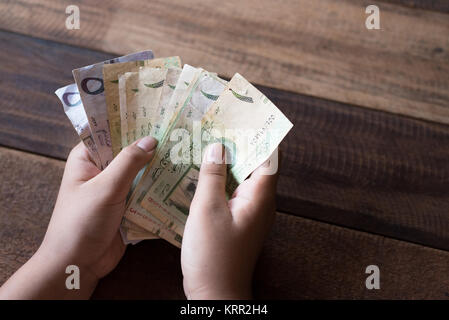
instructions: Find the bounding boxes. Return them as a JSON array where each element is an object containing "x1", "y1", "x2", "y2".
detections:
[
  {"x1": 261, "y1": 86, "x2": 449, "y2": 251},
  {"x1": 381, "y1": 0, "x2": 449, "y2": 13},
  {"x1": 0, "y1": 0, "x2": 448, "y2": 124},
  {"x1": 0, "y1": 32, "x2": 113, "y2": 159},
  {"x1": 1, "y1": 146, "x2": 448, "y2": 299},
  {"x1": 1, "y1": 30, "x2": 449, "y2": 251}
]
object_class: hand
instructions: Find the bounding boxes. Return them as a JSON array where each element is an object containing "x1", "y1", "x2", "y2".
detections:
[
  {"x1": 0, "y1": 136, "x2": 157, "y2": 299},
  {"x1": 181, "y1": 143, "x2": 279, "y2": 299}
]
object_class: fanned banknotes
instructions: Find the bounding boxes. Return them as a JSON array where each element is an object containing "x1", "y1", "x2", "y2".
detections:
[
  {"x1": 72, "y1": 51, "x2": 154, "y2": 169},
  {"x1": 56, "y1": 51, "x2": 293, "y2": 248},
  {"x1": 103, "y1": 56, "x2": 181, "y2": 156}
]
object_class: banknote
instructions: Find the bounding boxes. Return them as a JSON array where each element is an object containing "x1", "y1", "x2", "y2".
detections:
[
  {"x1": 124, "y1": 228, "x2": 154, "y2": 241},
  {"x1": 104, "y1": 56, "x2": 181, "y2": 157},
  {"x1": 72, "y1": 50, "x2": 154, "y2": 169},
  {"x1": 123, "y1": 68, "x2": 206, "y2": 243},
  {"x1": 126, "y1": 67, "x2": 168, "y2": 143},
  {"x1": 122, "y1": 225, "x2": 158, "y2": 241},
  {"x1": 138, "y1": 73, "x2": 292, "y2": 235},
  {"x1": 58, "y1": 51, "x2": 294, "y2": 249},
  {"x1": 55, "y1": 83, "x2": 101, "y2": 168},
  {"x1": 151, "y1": 67, "x2": 182, "y2": 141},
  {"x1": 118, "y1": 73, "x2": 152, "y2": 207},
  {"x1": 119, "y1": 226, "x2": 146, "y2": 245},
  {"x1": 154, "y1": 64, "x2": 200, "y2": 144},
  {"x1": 118, "y1": 72, "x2": 135, "y2": 149},
  {"x1": 136, "y1": 71, "x2": 228, "y2": 234},
  {"x1": 128, "y1": 58, "x2": 182, "y2": 144},
  {"x1": 121, "y1": 218, "x2": 158, "y2": 240},
  {"x1": 201, "y1": 73, "x2": 293, "y2": 193},
  {"x1": 104, "y1": 61, "x2": 145, "y2": 157}
]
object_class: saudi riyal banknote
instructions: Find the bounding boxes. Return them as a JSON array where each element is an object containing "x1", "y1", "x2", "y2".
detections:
[
  {"x1": 104, "y1": 60, "x2": 146, "y2": 157},
  {"x1": 138, "y1": 73, "x2": 292, "y2": 236},
  {"x1": 72, "y1": 50, "x2": 154, "y2": 169},
  {"x1": 105, "y1": 57, "x2": 182, "y2": 241},
  {"x1": 55, "y1": 83, "x2": 102, "y2": 168},
  {"x1": 118, "y1": 72, "x2": 135, "y2": 150},
  {"x1": 151, "y1": 67, "x2": 182, "y2": 141},
  {"x1": 201, "y1": 73, "x2": 293, "y2": 193},
  {"x1": 104, "y1": 56, "x2": 181, "y2": 156},
  {"x1": 127, "y1": 67, "x2": 168, "y2": 143},
  {"x1": 119, "y1": 65, "x2": 198, "y2": 239},
  {"x1": 135, "y1": 70, "x2": 228, "y2": 235},
  {"x1": 123, "y1": 67, "x2": 206, "y2": 245},
  {"x1": 121, "y1": 218, "x2": 158, "y2": 241},
  {"x1": 154, "y1": 64, "x2": 200, "y2": 144}
]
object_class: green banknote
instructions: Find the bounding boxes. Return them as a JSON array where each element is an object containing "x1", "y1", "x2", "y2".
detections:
[
  {"x1": 126, "y1": 67, "x2": 168, "y2": 142},
  {"x1": 137, "y1": 70, "x2": 228, "y2": 234},
  {"x1": 104, "y1": 56, "x2": 181, "y2": 156},
  {"x1": 122, "y1": 67, "x2": 205, "y2": 246},
  {"x1": 151, "y1": 67, "x2": 182, "y2": 141},
  {"x1": 123, "y1": 68, "x2": 215, "y2": 239},
  {"x1": 138, "y1": 73, "x2": 293, "y2": 237}
]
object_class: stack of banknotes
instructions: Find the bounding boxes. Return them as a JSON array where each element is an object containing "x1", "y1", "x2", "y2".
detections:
[{"x1": 55, "y1": 50, "x2": 293, "y2": 248}]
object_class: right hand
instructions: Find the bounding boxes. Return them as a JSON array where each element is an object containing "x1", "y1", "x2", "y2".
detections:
[{"x1": 181, "y1": 143, "x2": 279, "y2": 299}]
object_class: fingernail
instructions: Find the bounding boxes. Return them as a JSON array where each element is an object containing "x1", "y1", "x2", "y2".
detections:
[
  {"x1": 205, "y1": 143, "x2": 224, "y2": 164},
  {"x1": 136, "y1": 136, "x2": 158, "y2": 152}
]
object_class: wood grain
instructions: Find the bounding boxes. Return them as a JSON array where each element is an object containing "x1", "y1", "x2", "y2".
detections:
[
  {"x1": 0, "y1": 31, "x2": 111, "y2": 159},
  {"x1": 263, "y1": 86, "x2": 449, "y2": 251},
  {"x1": 0, "y1": 146, "x2": 447, "y2": 299},
  {"x1": 0, "y1": 0, "x2": 448, "y2": 124},
  {"x1": 1, "y1": 30, "x2": 449, "y2": 251},
  {"x1": 381, "y1": 0, "x2": 449, "y2": 13}
]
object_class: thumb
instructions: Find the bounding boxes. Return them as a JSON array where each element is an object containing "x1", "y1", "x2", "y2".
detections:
[
  {"x1": 95, "y1": 136, "x2": 158, "y2": 199},
  {"x1": 192, "y1": 143, "x2": 228, "y2": 211}
]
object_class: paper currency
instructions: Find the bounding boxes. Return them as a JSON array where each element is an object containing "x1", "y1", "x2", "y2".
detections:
[
  {"x1": 155, "y1": 64, "x2": 200, "y2": 143},
  {"x1": 57, "y1": 51, "x2": 293, "y2": 248},
  {"x1": 121, "y1": 219, "x2": 158, "y2": 241},
  {"x1": 202, "y1": 73, "x2": 293, "y2": 193},
  {"x1": 137, "y1": 73, "x2": 292, "y2": 238},
  {"x1": 122, "y1": 68, "x2": 206, "y2": 244},
  {"x1": 73, "y1": 50, "x2": 154, "y2": 169},
  {"x1": 55, "y1": 83, "x2": 102, "y2": 168},
  {"x1": 136, "y1": 71, "x2": 228, "y2": 234},
  {"x1": 104, "y1": 56, "x2": 181, "y2": 156},
  {"x1": 104, "y1": 61, "x2": 146, "y2": 157},
  {"x1": 127, "y1": 67, "x2": 168, "y2": 143},
  {"x1": 151, "y1": 67, "x2": 182, "y2": 141},
  {"x1": 118, "y1": 72, "x2": 135, "y2": 149},
  {"x1": 119, "y1": 71, "x2": 139, "y2": 146}
]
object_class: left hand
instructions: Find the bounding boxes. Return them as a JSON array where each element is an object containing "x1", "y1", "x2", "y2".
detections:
[{"x1": 0, "y1": 136, "x2": 157, "y2": 299}]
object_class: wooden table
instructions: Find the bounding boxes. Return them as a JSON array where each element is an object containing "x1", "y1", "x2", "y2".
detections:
[{"x1": 0, "y1": 0, "x2": 448, "y2": 299}]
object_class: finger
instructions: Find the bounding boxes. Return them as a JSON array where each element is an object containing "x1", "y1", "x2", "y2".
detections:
[
  {"x1": 253, "y1": 148, "x2": 280, "y2": 189},
  {"x1": 234, "y1": 148, "x2": 280, "y2": 201},
  {"x1": 94, "y1": 136, "x2": 158, "y2": 198},
  {"x1": 63, "y1": 142, "x2": 101, "y2": 184},
  {"x1": 191, "y1": 143, "x2": 228, "y2": 211},
  {"x1": 228, "y1": 150, "x2": 280, "y2": 227}
]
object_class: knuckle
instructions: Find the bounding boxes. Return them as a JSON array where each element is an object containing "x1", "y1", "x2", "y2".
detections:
[{"x1": 202, "y1": 164, "x2": 226, "y2": 178}]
